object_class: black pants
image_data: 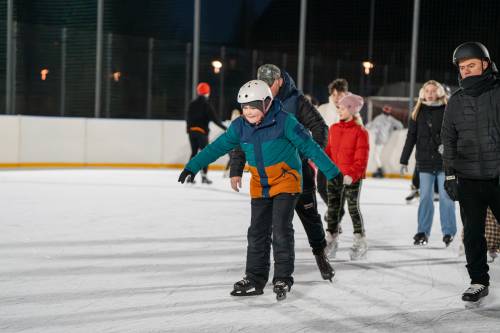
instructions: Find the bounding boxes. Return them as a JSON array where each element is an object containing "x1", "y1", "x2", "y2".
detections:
[
  {"x1": 245, "y1": 193, "x2": 298, "y2": 288},
  {"x1": 458, "y1": 178, "x2": 500, "y2": 286},
  {"x1": 316, "y1": 169, "x2": 328, "y2": 205},
  {"x1": 296, "y1": 162, "x2": 327, "y2": 253},
  {"x1": 188, "y1": 131, "x2": 208, "y2": 174}
]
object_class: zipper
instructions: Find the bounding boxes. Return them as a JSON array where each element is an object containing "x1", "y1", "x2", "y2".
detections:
[{"x1": 281, "y1": 168, "x2": 298, "y2": 181}]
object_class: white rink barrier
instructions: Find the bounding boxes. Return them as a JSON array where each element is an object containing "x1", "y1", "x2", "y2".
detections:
[{"x1": 0, "y1": 115, "x2": 414, "y2": 175}]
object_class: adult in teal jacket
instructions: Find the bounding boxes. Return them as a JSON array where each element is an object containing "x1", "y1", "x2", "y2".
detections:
[{"x1": 179, "y1": 80, "x2": 341, "y2": 299}]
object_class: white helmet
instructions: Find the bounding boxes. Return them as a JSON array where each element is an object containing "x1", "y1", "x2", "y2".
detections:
[{"x1": 237, "y1": 80, "x2": 273, "y2": 104}]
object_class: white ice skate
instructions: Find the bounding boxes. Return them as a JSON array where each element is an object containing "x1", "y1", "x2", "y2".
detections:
[
  {"x1": 488, "y1": 249, "x2": 498, "y2": 263},
  {"x1": 324, "y1": 231, "x2": 339, "y2": 258},
  {"x1": 349, "y1": 233, "x2": 367, "y2": 260}
]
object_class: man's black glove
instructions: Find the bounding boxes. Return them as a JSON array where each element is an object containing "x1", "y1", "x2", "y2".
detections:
[
  {"x1": 331, "y1": 172, "x2": 344, "y2": 187},
  {"x1": 178, "y1": 169, "x2": 195, "y2": 184},
  {"x1": 444, "y1": 174, "x2": 459, "y2": 201}
]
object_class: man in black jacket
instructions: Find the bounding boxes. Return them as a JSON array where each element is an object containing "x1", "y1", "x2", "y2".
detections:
[
  {"x1": 442, "y1": 42, "x2": 500, "y2": 303},
  {"x1": 186, "y1": 82, "x2": 227, "y2": 184},
  {"x1": 229, "y1": 64, "x2": 335, "y2": 281}
]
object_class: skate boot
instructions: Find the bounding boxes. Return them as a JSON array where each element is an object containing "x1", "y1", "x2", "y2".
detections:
[
  {"x1": 230, "y1": 277, "x2": 263, "y2": 296},
  {"x1": 443, "y1": 235, "x2": 454, "y2": 247},
  {"x1": 273, "y1": 280, "x2": 291, "y2": 301},
  {"x1": 488, "y1": 249, "x2": 498, "y2": 263},
  {"x1": 314, "y1": 251, "x2": 335, "y2": 281},
  {"x1": 462, "y1": 284, "x2": 488, "y2": 302},
  {"x1": 433, "y1": 192, "x2": 439, "y2": 202},
  {"x1": 405, "y1": 186, "x2": 419, "y2": 204},
  {"x1": 201, "y1": 173, "x2": 212, "y2": 184},
  {"x1": 324, "y1": 231, "x2": 339, "y2": 258},
  {"x1": 349, "y1": 233, "x2": 368, "y2": 260},
  {"x1": 413, "y1": 232, "x2": 428, "y2": 246},
  {"x1": 372, "y1": 167, "x2": 385, "y2": 178},
  {"x1": 186, "y1": 175, "x2": 196, "y2": 184}
]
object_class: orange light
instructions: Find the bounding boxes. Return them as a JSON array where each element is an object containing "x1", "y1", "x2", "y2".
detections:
[
  {"x1": 113, "y1": 72, "x2": 121, "y2": 82},
  {"x1": 41, "y1": 69, "x2": 49, "y2": 80}
]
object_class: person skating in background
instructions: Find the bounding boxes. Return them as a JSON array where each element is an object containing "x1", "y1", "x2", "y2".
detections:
[
  {"x1": 324, "y1": 94, "x2": 370, "y2": 260},
  {"x1": 405, "y1": 169, "x2": 440, "y2": 204},
  {"x1": 229, "y1": 64, "x2": 335, "y2": 281},
  {"x1": 400, "y1": 80, "x2": 457, "y2": 247},
  {"x1": 365, "y1": 105, "x2": 403, "y2": 178},
  {"x1": 179, "y1": 80, "x2": 341, "y2": 300},
  {"x1": 186, "y1": 82, "x2": 227, "y2": 184},
  {"x1": 442, "y1": 42, "x2": 500, "y2": 303},
  {"x1": 316, "y1": 79, "x2": 349, "y2": 204}
]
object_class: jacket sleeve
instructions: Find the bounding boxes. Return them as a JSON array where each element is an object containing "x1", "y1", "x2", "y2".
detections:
[
  {"x1": 285, "y1": 114, "x2": 340, "y2": 180},
  {"x1": 185, "y1": 125, "x2": 239, "y2": 174},
  {"x1": 324, "y1": 125, "x2": 334, "y2": 159},
  {"x1": 441, "y1": 98, "x2": 458, "y2": 171},
  {"x1": 229, "y1": 146, "x2": 246, "y2": 177},
  {"x1": 208, "y1": 104, "x2": 228, "y2": 131},
  {"x1": 296, "y1": 95, "x2": 328, "y2": 148},
  {"x1": 399, "y1": 117, "x2": 417, "y2": 165},
  {"x1": 344, "y1": 129, "x2": 369, "y2": 183}
]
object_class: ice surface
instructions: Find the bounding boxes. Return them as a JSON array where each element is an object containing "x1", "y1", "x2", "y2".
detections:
[{"x1": 0, "y1": 169, "x2": 498, "y2": 332}]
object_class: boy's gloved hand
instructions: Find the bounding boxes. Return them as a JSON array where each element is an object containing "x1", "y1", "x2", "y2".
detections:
[
  {"x1": 178, "y1": 169, "x2": 195, "y2": 184},
  {"x1": 343, "y1": 175, "x2": 353, "y2": 185}
]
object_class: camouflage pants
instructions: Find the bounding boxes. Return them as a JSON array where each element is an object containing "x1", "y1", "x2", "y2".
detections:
[{"x1": 326, "y1": 179, "x2": 365, "y2": 235}]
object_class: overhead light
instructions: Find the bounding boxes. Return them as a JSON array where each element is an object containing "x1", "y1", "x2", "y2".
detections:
[
  {"x1": 41, "y1": 68, "x2": 49, "y2": 81},
  {"x1": 212, "y1": 60, "x2": 223, "y2": 74},
  {"x1": 113, "y1": 72, "x2": 121, "y2": 82},
  {"x1": 362, "y1": 61, "x2": 374, "y2": 75}
]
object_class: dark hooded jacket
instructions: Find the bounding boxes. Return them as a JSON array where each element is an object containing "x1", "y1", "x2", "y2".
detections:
[
  {"x1": 441, "y1": 65, "x2": 500, "y2": 179},
  {"x1": 229, "y1": 72, "x2": 328, "y2": 177}
]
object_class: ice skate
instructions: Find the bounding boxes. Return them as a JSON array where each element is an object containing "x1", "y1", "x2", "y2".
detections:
[
  {"x1": 372, "y1": 167, "x2": 385, "y2": 178},
  {"x1": 201, "y1": 173, "x2": 212, "y2": 184},
  {"x1": 314, "y1": 252, "x2": 335, "y2": 281},
  {"x1": 413, "y1": 232, "x2": 428, "y2": 246},
  {"x1": 273, "y1": 280, "x2": 291, "y2": 301},
  {"x1": 405, "y1": 186, "x2": 419, "y2": 204},
  {"x1": 488, "y1": 249, "x2": 498, "y2": 263},
  {"x1": 324, "y1": 231, "x2": 339, "y2": 258},
  {"x1": 442, "y1": 234, "x2": 454, "y2": 247},
  {"x1": 462, "y1": 284, "x2": 488, "y2": 303},
  {"x1": 349, "y1": 233, "x2": 367, "y2": 260},
  {"x1": 230, "y1": 278, "x2": 263, "y2": 297}
]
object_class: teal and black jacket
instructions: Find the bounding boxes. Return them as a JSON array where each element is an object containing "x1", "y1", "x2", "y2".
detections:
[{"x1": 185, "y1": 101, "x2": 340, "y2": 198}]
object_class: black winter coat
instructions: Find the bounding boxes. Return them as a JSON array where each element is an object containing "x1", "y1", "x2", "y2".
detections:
[
  {"x1": 186, "y1": 96, "x2": 226, "y2": 134},
  {"x1": 229, "y1": 72, "x2": 328, "y2": 177},
  {"x1": 441, "y1": 83, "x2": 500, "y2": 180},
  {"x1": 400, "y1": 104, "x2": 446, "y2": 172}
]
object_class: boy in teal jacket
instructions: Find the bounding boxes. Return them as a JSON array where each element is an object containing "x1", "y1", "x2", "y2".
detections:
[{"x1": 179, "y1": 80, "x2": 341, "y2": 300}]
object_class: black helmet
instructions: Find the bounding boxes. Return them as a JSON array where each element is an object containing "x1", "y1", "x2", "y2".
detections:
[{"x1": 452, "y1": 42, "x2": 490, "y2": 65}]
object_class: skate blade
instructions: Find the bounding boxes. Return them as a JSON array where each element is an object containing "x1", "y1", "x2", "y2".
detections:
[
  {"x1": 230, "y1": 289, "x2": 263, "y2": 297},
  {"x1": 464, "y1": 298, "x2": 485, "y2": 309}
]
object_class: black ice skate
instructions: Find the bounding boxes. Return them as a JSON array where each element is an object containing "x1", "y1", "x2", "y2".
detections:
[
  {"x1": 462, "y1": 284, "x2": 488, "y2": 302},
  {"x1": 230, "y1": 278, "x2": 263, "y2": 297},
  {"x1": 273, "y1": 280, "x2": 291, "y2": 301},
  {"x1": 201, "y1": 176, "x2": 212, "y2": 184},
  {"x1": 413, "y1": 232, "x2": 428, "y2": 246},
  {"x1": 372, "y1": 167, "x2": 385, "y2": 178},
  {"x1": 405, "y1": 186, "x2": 419, "y2": 204},
  {"x1": 314, "y1": 252, "x2": 335, "y2": 282},
  {"x1": 443, "y1": 235, "x2": 454, "y2": 247}
]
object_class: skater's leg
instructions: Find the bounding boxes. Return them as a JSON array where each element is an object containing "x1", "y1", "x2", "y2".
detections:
[
  {"x1": 199, "y1": 134, "x2": 209, "y2": 175},
  {"x1": 412, "y1": 169, "x2": 420, "y2": 189},
  {"x1": 245, "y1": 197, "x2": 273, "y2": 288},
  {"x1": 417, "y1": 172, "x2": 435, "y2": 236},
  {"x1": 316, "y1": 169, "x2": 328, "y2": 205},
  {"x1": 326, "y1": 179, "x2": 345, "y2": 233},
  {"x1": 437, "y1": 171, "x2": 457, "y2": 237},
  {"x1": 458, "y1": 178, "x2": 489, "y2": 287},
  {"x1": 271, "y1": 193, "x2": 298, "y2": 287},
  {"x1": 295, "y1": 162, "x2": 326, "y2": 252},
  {"x1": 345, "y1": 181, "x2": 365, "y2": 235}
]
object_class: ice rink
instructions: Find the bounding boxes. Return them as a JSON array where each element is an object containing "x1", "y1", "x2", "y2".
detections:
[{"x1": 0, "y1": 169, "x2": 499, "y2": 333}]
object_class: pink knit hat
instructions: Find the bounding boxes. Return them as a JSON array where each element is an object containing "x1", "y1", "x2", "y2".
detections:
[{"x1": 338, "y1": 93, "x2": 364, "y2": 115}]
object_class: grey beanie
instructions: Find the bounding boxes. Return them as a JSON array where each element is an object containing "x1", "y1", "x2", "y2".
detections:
[{"x1": 257, "y1": 64, "x2": 281, "y2": 86}]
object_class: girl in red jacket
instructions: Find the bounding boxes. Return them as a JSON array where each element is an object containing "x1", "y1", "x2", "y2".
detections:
[{"x1": 324, "y1": 94, "x2": 370, "y2": 260}]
